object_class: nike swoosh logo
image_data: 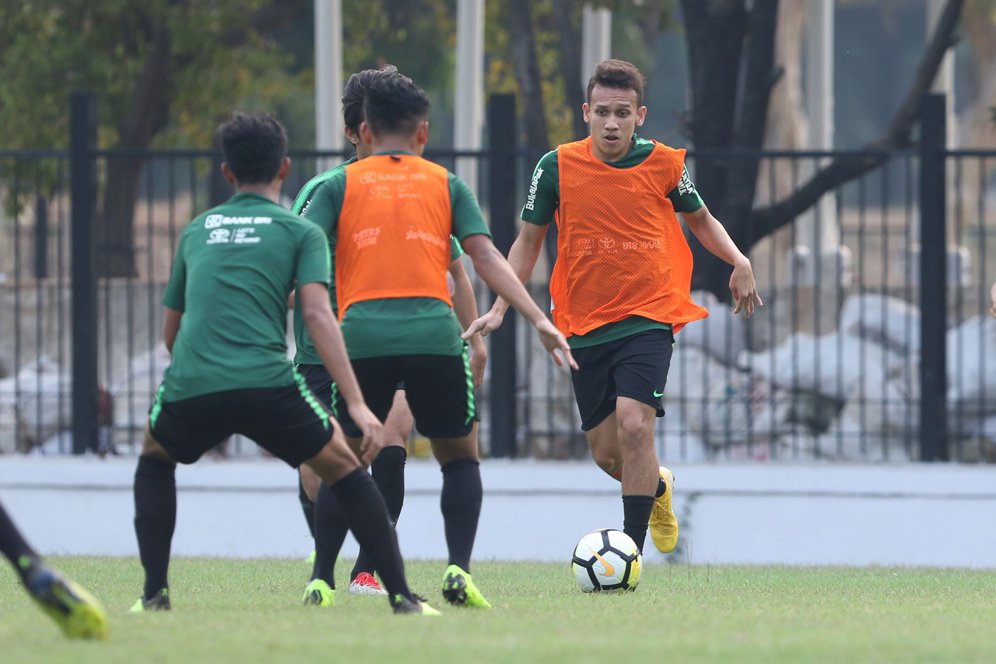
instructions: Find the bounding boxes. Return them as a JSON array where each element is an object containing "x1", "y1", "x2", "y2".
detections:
[
  {"x1": 591, "y1": 549, "x2": 615, "y2": 577},
  {"x1": 653, "y1": 390, "x2": 664, "y2": 398}
]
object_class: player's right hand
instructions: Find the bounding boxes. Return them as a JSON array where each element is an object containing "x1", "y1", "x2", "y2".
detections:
[
  {"x1": 462, "y1": 309, "x2": 505, "y2": 339},
  {"x1": 534, "y1": 319, "x2": 578, "y2": 370},
  {"x1": 347, "y1": 402, "x2": 384, "y2": 465}
]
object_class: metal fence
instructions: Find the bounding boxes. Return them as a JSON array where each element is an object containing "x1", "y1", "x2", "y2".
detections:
[{"x1": 1, "y1": 94, "x2": 994, "y2": 462}]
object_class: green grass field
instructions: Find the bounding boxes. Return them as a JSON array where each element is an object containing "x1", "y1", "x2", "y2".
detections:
[{"x1": 2, "y1": 557, "x2": 995, "y2": 663}]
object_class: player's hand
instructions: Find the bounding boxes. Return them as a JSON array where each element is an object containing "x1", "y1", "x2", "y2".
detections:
[
  {"x1": 469, "y1": 338, "x2": 488, "y2": 389},
  {"x1": 990, "y1": 281, "x2": 996, "y2": 318},
  {"x1": 730, "y1": 259, "x2": 762, "y2": 319},
  {"x1": 534, "y1": 319, "x2": 578, "y2": 370},
  {"x1": 346, "y1": 402, "x2": 384, "y2": 465},
  {"x1": 462, "y1": 309, "x2": 505, "y2": 339}
]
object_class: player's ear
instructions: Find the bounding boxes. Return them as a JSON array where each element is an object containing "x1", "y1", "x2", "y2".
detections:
[
  {"x1": 635, "y1": 106, "x2": 647, "y2": 127},
  {"x1": 221, "y1": 162, "x2": 238, "y2": 186},
  {"x1": 359, "y1": 121, "x2": 374, "y2": 146},
  {"x1": 343, "y1": 126, "x2": 359, "y2": 146},
  {"x1": 582, "y1": 103, "x2": 591, "y2": 124},
  {"x1": 276, "y1": 156, "x2": 291, "y2": 182},
  {"x1": 416, "y1": 120, "x2": 429, "y2": 146}
]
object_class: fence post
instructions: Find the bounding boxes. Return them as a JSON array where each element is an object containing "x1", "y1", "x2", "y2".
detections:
[
  {"x1": 70, "y1": 92, "x2": 99, "y2": 455},
  {"x1": 34, "y1": 195, "x2": 48, "y2": 279},
  {"x1": 919, "y1": 93, "x2": 948, "y2": 462},
  {"x1": 487, "y1": 94, "x2": 518, "y2": 458}
]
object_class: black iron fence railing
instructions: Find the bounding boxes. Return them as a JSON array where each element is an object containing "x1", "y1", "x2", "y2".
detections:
[{"x1": 1, "y1": 94, "x2": 994, "y2": 462}]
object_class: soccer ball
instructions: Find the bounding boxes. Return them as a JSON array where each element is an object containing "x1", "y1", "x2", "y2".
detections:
[{"x1": 571, "y1": 528, "x2": 642, "y2": 593}]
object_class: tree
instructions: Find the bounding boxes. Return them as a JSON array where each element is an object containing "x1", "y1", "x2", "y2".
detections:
[{"x1": 0, "y1": 0, "x2": 310, "y2": 277}]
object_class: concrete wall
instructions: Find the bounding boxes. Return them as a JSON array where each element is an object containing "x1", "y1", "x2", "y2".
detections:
[{"x1": 1, "y1": 457, "x2": 994, "y2": 568}]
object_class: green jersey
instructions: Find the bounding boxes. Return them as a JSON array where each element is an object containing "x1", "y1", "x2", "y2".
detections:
[
  {"x1": 302, "y1": 150, "x2": 490, "y2": 359},
  {"x1": 522, "y1": 135, "x2": 704, "y2": 349},
  {"x1": 160, "y1": 192, "x2": 330, "y2": 401}
]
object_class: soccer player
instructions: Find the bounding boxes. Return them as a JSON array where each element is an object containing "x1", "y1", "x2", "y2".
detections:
[
  {"x1": 0, "y1": 500, "x2": 108, "y2": 638},
  {"x1": 131, "y1": 112, "x2": 437, "y2": 616},
  {"x1": 465, "y1": 59, "x2": 761, "y2": 555},
  {"x1": 302, "y1": 71, "x2": 575, "y2": 609},
  {"x1": 291, "y1": 66, "x2": 488, "y2": 600}
]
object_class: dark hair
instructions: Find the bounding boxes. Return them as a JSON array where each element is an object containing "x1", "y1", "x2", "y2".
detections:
[
  {"x1": 342, "y1": 65, "x2": 400, "y2": 133},
  {"x1": 586, "y1": 59, "x2": 646, "y2": 106},
  {"x1": 362, "y1": 72, "x2": 430, "y2": 138},
  {"x1": 215, "y1": 112, "x2": 287, "y2": 184}
]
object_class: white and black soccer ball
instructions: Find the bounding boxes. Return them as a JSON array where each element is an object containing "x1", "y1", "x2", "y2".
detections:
[{"x1": 571, "y1": 528, "x2": 642, "y2": 593}]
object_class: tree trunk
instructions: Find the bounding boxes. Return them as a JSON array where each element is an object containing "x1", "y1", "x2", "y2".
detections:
[
  {"x1": 504, "y1": 0, "x2": 550, "y2": 151},
  {"x1": 97, "y1": 13, "x2": 173, "y2": 277},
  {"x1": 551, "y1": 0, "x2": 587, "y2": 140},
  {"x1": 680, "y1": 0, "x2": 755, "y2": 299}
]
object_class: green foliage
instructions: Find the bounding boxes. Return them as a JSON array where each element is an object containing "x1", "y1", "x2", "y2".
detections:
[
  {"x1": 0, "y1": 1, "x2": 307, "y2": 150},
  {"x1": 3, "y1": 558, "x2": 996, "y2": 663}
]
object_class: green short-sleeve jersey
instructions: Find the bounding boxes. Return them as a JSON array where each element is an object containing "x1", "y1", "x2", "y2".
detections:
[
  {"x1": 160, "y1": 192, "x2": 330, "y2": 400},
  {"x1": 521, "y1": 135, "x2": 704, "y2": 349},
  {"x1": 301, "y1": 151, "x2": 489, "y2": 359}
]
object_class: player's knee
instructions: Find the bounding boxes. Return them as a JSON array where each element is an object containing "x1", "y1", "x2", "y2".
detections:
[{"x1": 616, "y1": 412, "x2": 653, "y2": 449}]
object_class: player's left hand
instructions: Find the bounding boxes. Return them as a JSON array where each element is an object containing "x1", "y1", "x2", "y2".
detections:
[
  {"x1": 347, "y1": 402, "x2": 384, "y2": 465},
  {"x1": 730, "y1": 259, "x2": 762, "y2": 319}
]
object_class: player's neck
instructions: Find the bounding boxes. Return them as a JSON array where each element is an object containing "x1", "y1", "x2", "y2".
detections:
[
  {"x1": 235, "y1": 181, "x2": 282, "y2": 203},
  {"x1": 369, "y1": 136, "x2": 420, "y2": 155}
]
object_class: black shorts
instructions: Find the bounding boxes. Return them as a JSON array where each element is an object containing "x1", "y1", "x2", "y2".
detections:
[
  {"x1": 296, "y1": 363, "x2": 335, "y2": 409},
  {"x1": 570, "y1": 328, "x2": 675, "y2": 431},
  {"x1": 296, "y1": 364, "x2": 405, "y2": 406},
  {"x1": 332, "y1": 353, "x2": 476, "y2": 439},
  {"x1": 148, "y1": 377, "x2": 333, "y2": 467}
]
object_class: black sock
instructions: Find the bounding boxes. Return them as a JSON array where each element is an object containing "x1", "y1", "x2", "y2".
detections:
[
  {"x1": 298, "y1": 477, "x2": 316, "y2": 539},
  {"x1": 330, "y1": 468, "x2": 412, "y2": 602},
  {"x1": 656, "y1": 477, "x2": 667, "y2": 498},
  {"x1": 440, "y1": 458, "x2": 482, "y2": 572},
  {"x1": 0, "y1": 502, "x2": 39, "y2": 581},
  {"x1": 133, "y1": 455, "x2": 176, "y2": 599},
  {"x1": 352, "y1": 446, "x2": 407, "y2": 579},
  {"x1": 311, "y1": 482, "x2": 349, "y2": 588},
  {"x1": 622, "y1": 495, "x2": 654, "y2": 553}
]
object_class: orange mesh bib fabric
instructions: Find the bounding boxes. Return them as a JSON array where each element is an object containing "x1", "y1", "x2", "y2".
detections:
[
  {"x1": 336, "y1": 155, "x2": 453, "y2": 317},
  {"x1": 551, "y1": 138, "x2": 707, "y2": 336}
]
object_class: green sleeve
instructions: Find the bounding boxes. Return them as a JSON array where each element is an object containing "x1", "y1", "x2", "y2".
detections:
[
  {"x1": 301, "y1": 172, "x2": 346, "y2": 237},
  {"x1": 668, "y1": 166, "x2": 704, "y2": 213},
  {"x1": 520, "y1": 149, "x2": 559, "y2": 225},
  {"x1": 449, "y1": 235, "x2": 463, "y2": 261},
  {"x1": 296, "y1": 223, "x2": 331, "y2": 287},
  {"x1": 161, "y1": 232, "x2": 187, "y2": 311},
  {"x1": 448, "y1": 173, "x2": 491, "y2": 241},
  {"x1": 291, "y1": 159, "x2": 352, "y2": 215}
]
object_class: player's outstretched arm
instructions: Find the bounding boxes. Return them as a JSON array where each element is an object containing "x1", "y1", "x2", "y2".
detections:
[
  {"x1": 466, "y1": 222, "x2": 549, "y2": 337},
  {"x1": 461, "y1": 234, "x2": 577, "y2": 370},
  {"x1": 298, "y1": 281, "x2": 384, "y2": 464},
  {"x1": 681, "y1": 204, "x2": 763, "y2": 318},
  {"x1": 449, "y1": 257, "x2": 488, "y2": 388}
]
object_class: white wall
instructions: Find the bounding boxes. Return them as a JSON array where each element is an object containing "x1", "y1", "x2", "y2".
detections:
[{"x1": 1, "y1": 457, "x2": 995, "y2": 568}]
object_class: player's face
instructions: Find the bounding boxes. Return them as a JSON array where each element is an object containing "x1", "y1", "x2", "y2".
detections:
[{"x1": 582, "y1": 85, "x2": 646, "y2": 163}]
